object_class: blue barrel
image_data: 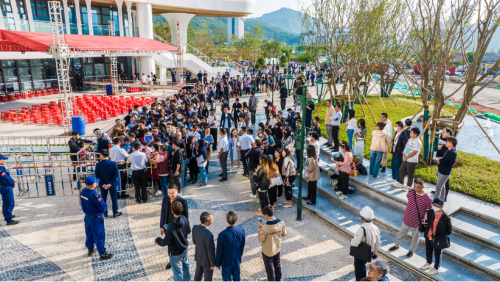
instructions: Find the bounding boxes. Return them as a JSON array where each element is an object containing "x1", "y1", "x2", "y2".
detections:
[
  {"x1": 72, "y1": 116, "x2": 86, "y2": 136},
  {"x1": 106, "y1": 84, "x2": 113, "y2": 95}
]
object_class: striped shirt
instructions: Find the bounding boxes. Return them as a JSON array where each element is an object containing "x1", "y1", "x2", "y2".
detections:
[{"x1": 403, "y1": 189, "x2": 433, "y2": 228}]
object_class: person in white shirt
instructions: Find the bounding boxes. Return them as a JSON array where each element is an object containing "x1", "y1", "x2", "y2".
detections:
[
  {"x1": 237, "y1": 126, "x2": 255, "y2": 177},
  {"x1": 380, "y1": 113, "x2": 393, "y2": 172},
  {"x1": 393, "y1": 128, "x2": 422, "y2": 190},
  {"x1": 141, "y1": 73, "x2": 147, "y2": 84},
  {"x1": 330, "y1": 104, "x2": 343, "y2": 151},
  {"x1": 218, "y1": 128, "x2": 230, "y2": 181},
  {"x1": 346, "y1": 109, "x2": 357, "y2": 149},
  {"x1": 128, "y1": 143, "x2": 149, "y2": 203},
  {"x1": 208, "y1": 109, "x2": 218, "y2": 151},
  {"x1": 351, "y1": 206, "x2": 381, "y2": 281},
  {"x1": 309, "y1": 132, "x2": 320, "y2": 160},
  {"x1": 109, "y1": 138, "x2": 130, "y2": 198}
]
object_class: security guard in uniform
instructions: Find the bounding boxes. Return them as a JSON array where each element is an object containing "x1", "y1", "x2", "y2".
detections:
[
  {"x1": 0, "y1": 154, "x2": 19, "y2": 225},
  {"x1": 80, "y1": 175, "x2": 113, "y2": 260}
]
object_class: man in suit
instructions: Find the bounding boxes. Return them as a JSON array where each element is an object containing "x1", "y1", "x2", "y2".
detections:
[
  {"x1": 95, "y1": 150, "x2": 122, "y2": 218},
  {"x1": 219, "y1": 107, "x2": 235, "y2": 134},
  {"x1": 216, "y1": 211, "x2": 246, "y2": 281},
  {"x1": 160, "y1": 184, "x2": 189, "y2": 269},
  {"x1": 192, "y1": 211, "x2": 216, "y2": 281}
]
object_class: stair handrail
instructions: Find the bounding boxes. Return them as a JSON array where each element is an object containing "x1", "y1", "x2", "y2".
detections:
[{"x1": 153, "y1": 34, "x2": 214, "y2": 66}]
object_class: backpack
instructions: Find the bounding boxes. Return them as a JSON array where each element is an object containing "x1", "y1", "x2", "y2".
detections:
[
  {"x1": 346, "y1": 185, "x2": 356, "y2": 194},
  {"x1": 356, "y1": 163, "x2": 368, "y2": 175}
]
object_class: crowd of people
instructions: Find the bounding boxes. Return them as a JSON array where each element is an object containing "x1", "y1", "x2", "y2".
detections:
[{"x1": 0, "y1": 60, "x2": 463, "y2": 281}]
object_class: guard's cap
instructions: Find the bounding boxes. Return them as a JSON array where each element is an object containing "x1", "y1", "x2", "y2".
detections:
[
  {"x1": 162, "y1": 137, "x2": 170, "y2": 143},
  {"x1": 85, "y1": 176, "x2": 100, "y2": 185},
  {"x1": 71, "y1": 131, "x2": 79, "y2": 135},
  {"x1": 0, "y1": 154, "x2": 9, "y2": 160}
]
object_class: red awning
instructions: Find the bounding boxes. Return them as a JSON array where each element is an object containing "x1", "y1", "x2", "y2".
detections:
[{"x1": 0, "y1": 30, "x2": 177, "y2": 53}]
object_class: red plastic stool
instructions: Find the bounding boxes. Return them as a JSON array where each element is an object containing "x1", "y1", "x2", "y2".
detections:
[{"x1": 1, "y1": 112, "x2": 11, "y2": 121}]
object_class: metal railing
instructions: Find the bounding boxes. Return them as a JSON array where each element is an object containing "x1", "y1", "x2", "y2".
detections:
[{"x1": 153, "y1": 34, "x2": 214, "y2": 67}]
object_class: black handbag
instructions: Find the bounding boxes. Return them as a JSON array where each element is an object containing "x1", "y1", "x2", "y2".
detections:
[
  {"x1": 413, "y1": 190, "x2": 427, "y2": 232},
  {"x1": 349, "y1": 227, "x2": 372, "y2": 262},
  {"x1": 430, "y1": 223, "x2": 451, "y2": 249}
]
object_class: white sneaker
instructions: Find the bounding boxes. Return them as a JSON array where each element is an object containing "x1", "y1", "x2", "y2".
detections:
[
  {"x1": 335, "y1": 191, "x2": 343, "y2": 195},
  {"x1": 428, "y1": 268, "x2": 439, "y2": 275},
  {"x1": 387, "y1": 178, "x2": 396, "y2": 182},
  {"x1": 283, "y1": 204, "x2": 292, "y2": 208},
  {"x1": 155, "y1": 191, "x2": 162, "y2": 196},
  {"x1": 339, "y1": 194, "x2": 348, "y2": 200},
  {"x1": 392, "y1": 182, "x2": 405, "y2": 188},
  {"x1": 404, "y1": 186, "x2": 411, "y2": 191},
  {"x1": 420, "y1": 263, "x2": 433, "y2": 270},
  {"x1": 249, "y1": 194, "x2": 257, "y2": 199}
]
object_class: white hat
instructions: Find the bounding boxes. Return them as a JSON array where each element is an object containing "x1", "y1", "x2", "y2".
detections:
[{"x1": 360, "y1": 206, "x2": 375, "y2": 220}]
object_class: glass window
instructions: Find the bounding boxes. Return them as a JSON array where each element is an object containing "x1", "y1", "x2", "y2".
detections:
[
  {"x1": 1, "y1": 0, "x2": 16, "y2": 30},
  {"x1": 2, "y1": 60, "x2": 15, "y2": 68},
  {"x1": 74, "y1": 58, "x2": 82, "y2": 74},
  {"x1": 94, "y1": 63, "x2": 105, "y2": 79},
  {"x1": 83, "y1": 64, "x2": 93, "y2": 78},
  {"x1": 80, "y1": 6, "x2": 87, "y2": 24},
  {"x1": 31, "y1": 64, "x2": 45, "y2": 90},
  {"x1": 32, "y1": 0, "x2": 49, "y2": 21},
  {"x1": 18, "y1": 59, "x2": 30, "y2": 67},
  {"x1": 91, "y1": 6, "x2": 100, "y2": 25},
  {"x1": 30, "y1": 59, "x2": 43, "y2": 67},
  {"x1": 19, "y1": 66, "x2": 33, "y2": 91},
  {"x1": 3, "y1": 67, "x2": 19, "y2": 93}
]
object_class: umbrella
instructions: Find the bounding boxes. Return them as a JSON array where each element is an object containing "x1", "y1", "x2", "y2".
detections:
[{"x1": 182, "y1": 85, "x2": 194, "y2": 90}]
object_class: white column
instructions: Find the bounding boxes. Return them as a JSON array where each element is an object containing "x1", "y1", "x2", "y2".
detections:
[
  {"x1": 10, "y1": 0, "x2": 21, "y2": 31},
  {"x1": 125, "y1": 1, "x2": 133, "y2": 37},
  {"x1": 61, "y1": 0, "x2": 71, "y2": 34},
  {"x1": 160, "y1": 67, "x2": 167, "y2": 84},
  {"x1": 0, "y1": 12, "x2": 5, "y2": 30},
  {"x1": 115, "y1": 0, "x2": 124, "y2": 37},
  {"x1": 160, "y1": 13, "x2": 195, "y2": 51},
  {"x1": 85, "y1": 0, "x2": 93, "y2": 35},
  {"x1": 25, "y1": 0, "x2": 35, "y2": 32},
  {"x1": 74, "y1": 0, "x2": 82, "y2": 35},
  {"x1": 136, "y1": 2, "x2": 152, "y2": 39}
]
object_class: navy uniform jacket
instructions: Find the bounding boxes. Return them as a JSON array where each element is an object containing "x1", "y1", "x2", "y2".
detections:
[
  {"x1": 0, "y1": 166, "x2": 15, "y2": 187},
  {"x1": 216, "y1": 225, "x2": 245, "y2": 268},
  {"x1": 81, "y1": 188, "x2": 108, "y2": 216},
  {"x1": 95, "y1": 159, "x2": 119, "y2": 188},
  {"x1": 219, "y1": 113, "x2": 235, "y2": 129}
]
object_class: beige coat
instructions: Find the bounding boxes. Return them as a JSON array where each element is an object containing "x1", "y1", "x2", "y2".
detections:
[
  {"x1": 305, "y1": 157, "x2": 320, "y2": 181},
  {"x1": 258, "y1": 219, "x2": 287, "y2": 257},
  {"x1": 370, "y1": 130, "x2": 391, "y2": 153},
  {"x1": 325, "y1": 105, "x2": 335, "y2": 125}
]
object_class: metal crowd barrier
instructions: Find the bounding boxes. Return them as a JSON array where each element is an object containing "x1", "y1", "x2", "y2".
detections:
[
  {"x1": 8, "y1": 162, "x2": 156, "y2": 201},
  {"x1": 0, "y1": 135, "x2": 96, "y2": 155}
]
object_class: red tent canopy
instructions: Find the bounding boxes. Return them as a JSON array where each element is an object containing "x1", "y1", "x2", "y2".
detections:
[{"x1": 0, "y1": 30, "x2": 177, "y2": 53}]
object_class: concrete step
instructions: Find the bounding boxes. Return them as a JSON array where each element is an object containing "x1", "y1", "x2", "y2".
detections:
[
  {"x1": 291, "y1": 178, "x2": 491, "y2": 281},
  {"x1": 312, "y1": 142, "x2": 500, "y2": 280}
]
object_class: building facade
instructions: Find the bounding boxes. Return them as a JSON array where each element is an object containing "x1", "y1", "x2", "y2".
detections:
[
  {"x1": 0, "y1": 0, "x2": 255, "y2": 94},
  {"x1": 227, "y1": 17, "x2": 244, "y2": 41}
]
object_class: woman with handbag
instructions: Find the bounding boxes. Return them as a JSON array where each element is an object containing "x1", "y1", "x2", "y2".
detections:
[
  {"x1": 389, "y1": 178, "x2": 432, "y2": 258},
  {"x1": 421, "y1": 198, "x2": 452, "y2": 275},
  {"x1": 303, "y1": 145, "x2": 320, "y2": 205},
  {"x1": 281, "y1": 148, "x2": 296, "y2": 208},
  {"x1": 334, "y1": 141, "x2": 353, "y2": 200},
  {"x1": 254, "y1": 155, "x2": 271, "y2": 217},
  {"x1": 350, "y1": 206, "x2": 381, "y2": 281}
]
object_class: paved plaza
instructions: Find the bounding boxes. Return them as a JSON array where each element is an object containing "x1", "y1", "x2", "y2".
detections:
[{"x1": 0, "y1": 154, "x2": 423, "y2": 281}]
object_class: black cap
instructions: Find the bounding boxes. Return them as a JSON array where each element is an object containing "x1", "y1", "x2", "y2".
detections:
[
  {"x1": 433, "y1": 198, "x2": 444, "y2": 207},
  {"x1": 71, "y1": 131, "x2": 79, "y2": 135}
]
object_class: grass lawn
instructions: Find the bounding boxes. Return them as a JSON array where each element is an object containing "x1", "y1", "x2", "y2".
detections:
[{"x1": 315, "y1": 95, "x2": 500, "y2": 204}]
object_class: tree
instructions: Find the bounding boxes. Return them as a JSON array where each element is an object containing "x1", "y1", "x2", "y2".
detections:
[
  {"x1": 192, "y1": 23, "x2": 214, "y2": 55},
  {"x1": 213, "y1": 26, "x2": 228, "y2": 57},
  {"x1": 153, "y1": 23, "x2": 171, "y2": 43},
  {"x1": 262, "y1": 40, "x2": 282, "y2": 58}
]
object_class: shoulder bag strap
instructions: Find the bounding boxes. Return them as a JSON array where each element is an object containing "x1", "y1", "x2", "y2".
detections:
[
  {"x1": 413, "y1": 190, "x2": 422, "y2": 225},
  {"x1": 362, "y1": 227, "x2": 367, "y2": 243}
]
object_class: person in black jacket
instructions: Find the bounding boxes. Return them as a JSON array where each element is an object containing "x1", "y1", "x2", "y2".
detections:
[
  {"x1": 246, "y1": 139, "x2": 263, "y2": 198},
  {"x1": 389, "y1": 121, "x2": 408, "y2": 182},
  {"x1": 279, "y1": 84, "x2": 288, "y2": 110},
  {"x1": 160, "y1": 184, "x2": 189, "y2": 269},
  {"x1": 433, "y1": 128, "x2": 454, "y2": 201},
  {"x1": 156, "y1": 201, "x2": 191, "y2": 281},
  {"x1": 420, "y1": 198, "x2": 452, "y2": 275},
  {"x1": 68, "y1": 131, "x2": 92, "y2": 180}
]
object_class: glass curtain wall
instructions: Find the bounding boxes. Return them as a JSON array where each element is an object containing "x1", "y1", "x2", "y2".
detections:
[
  {"x1": 17, "y1": 0, "x2": 30, "y2": 30},
  {"x1": 1, "y1": 0, "x2": 16, "y2": 30}
]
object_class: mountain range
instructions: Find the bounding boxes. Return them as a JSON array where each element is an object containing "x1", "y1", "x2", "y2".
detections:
[{"x1": 152, "y1": 8, "x2": 303, "y2": 46}]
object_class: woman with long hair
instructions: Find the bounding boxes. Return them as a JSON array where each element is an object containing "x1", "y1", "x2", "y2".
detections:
[
  {"x1": 196, "y1": 138, "x2": 208, "y2": 186},
  {"x1": 257, "y1": 122, "x2": 266, "y2": 139},
  {"x1": 335, "y1": 141, "x2": 353, "y2": 200},
  {"x1": 353, "y1": 118, "x2": 367, "y2": 158},
  {"x1": 346, "y1": 109, "x2": 357, "y2": 148},
  {"x1": 304, "y1": 145, "x2": 320, "y2": 205},
  {"x1": 254, "y1": 154, "x2": 271, "y2": 216},
  {"x1": 186, "y1": 136, "x2": 199, "y2": 184},
  {"x1": 268, "y1": 153, "x2": 283, "y2": 207},
  {"x1": 229, "y1": 129, "x2": 241, "y2": 172},
  {"x1": 282, "y1": 148, "x2": 296, "y2": 208}
]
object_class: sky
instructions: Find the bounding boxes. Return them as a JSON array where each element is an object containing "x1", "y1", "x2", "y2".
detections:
[{"x1": 247, "y1": 0, "x2": 314, "y2": 18}]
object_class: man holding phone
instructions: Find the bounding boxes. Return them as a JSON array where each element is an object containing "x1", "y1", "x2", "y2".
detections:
[{"x1": 159, "y1": 184, "x2": 189, "y2": 270}]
